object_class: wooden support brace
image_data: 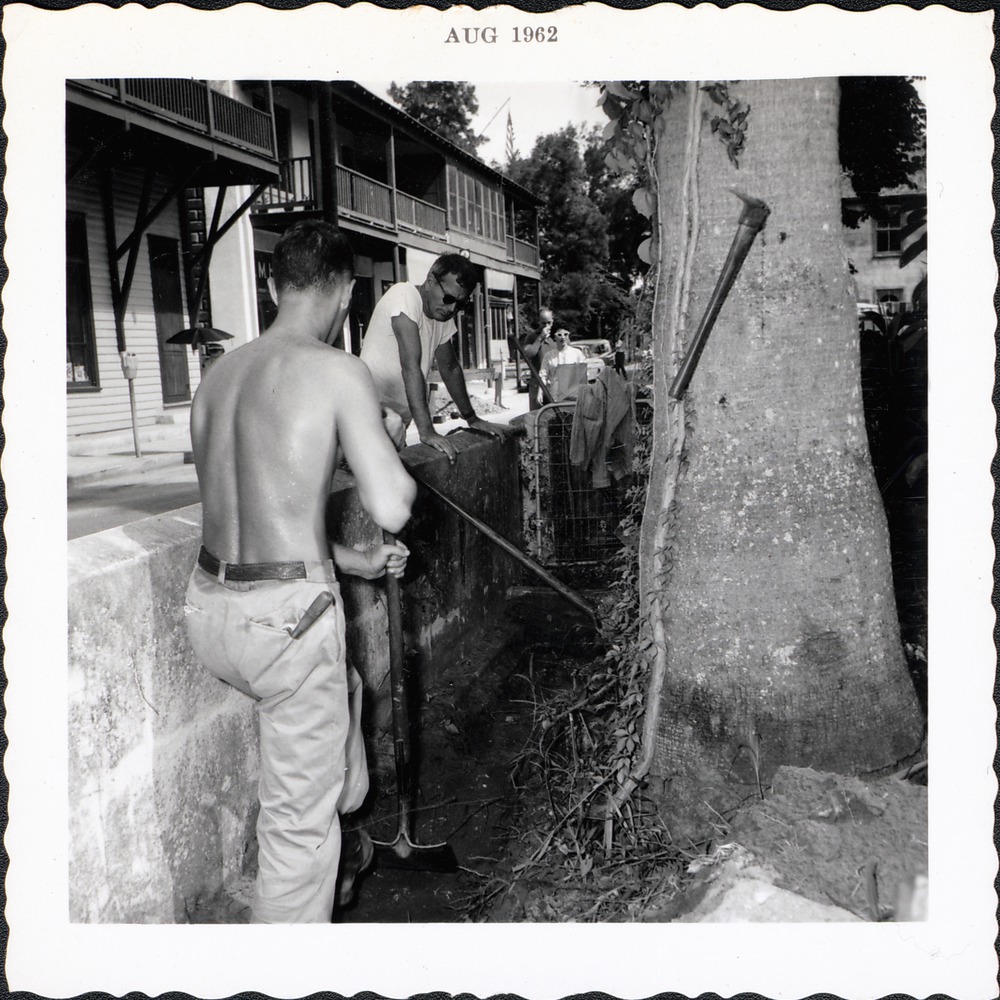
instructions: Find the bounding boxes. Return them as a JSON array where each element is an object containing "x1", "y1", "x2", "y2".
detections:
[
  {"x1": 190, "y1": 183, "x2": 268, "y2": 268},
  {"x1": 99, "y1": 166, "x2": 127, "y2": 353},
  {"x1": 115, "y1": 164, "x2": 201, "y2": 261},
  {"x1": 118, "y1": 167, "x2": 155, "y2": 321}
]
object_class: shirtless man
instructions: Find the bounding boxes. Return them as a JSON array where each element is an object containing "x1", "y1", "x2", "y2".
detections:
[
  {"x1": 360, "y1": 253, "x2": 510, "y2": 464},
  {"x1": 184, "y1": 220, "x2": 416, "y2": 923}
]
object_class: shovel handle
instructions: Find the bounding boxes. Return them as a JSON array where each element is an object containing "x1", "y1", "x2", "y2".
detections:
[{"x1": 383, "y1": 531, "x2": 413, "y2": 812}]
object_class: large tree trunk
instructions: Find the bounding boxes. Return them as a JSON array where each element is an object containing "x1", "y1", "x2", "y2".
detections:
[{"x1": 641, "y1": 78, "x2": 923, "y2": 840}]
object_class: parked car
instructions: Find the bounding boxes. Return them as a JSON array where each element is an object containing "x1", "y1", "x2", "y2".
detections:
[
  {"x1": 573, "y1": 338, "x2": 613, "y2": 358},
  {"x1": 572, "y1": 338, "x2": 613, "y2": 381}
]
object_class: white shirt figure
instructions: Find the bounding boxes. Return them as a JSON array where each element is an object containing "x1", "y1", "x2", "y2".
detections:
[
  {"x1": 359, "y1": 282, "x2": 456, "y2": 424},
  {"x1": 541, "y1": 329, "x2": 586, "y2": 385}
]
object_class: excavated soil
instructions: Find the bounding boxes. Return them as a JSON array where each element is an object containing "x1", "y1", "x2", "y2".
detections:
[{"x1": 713, "y1": 765, "x2": 927, "y2": 920}]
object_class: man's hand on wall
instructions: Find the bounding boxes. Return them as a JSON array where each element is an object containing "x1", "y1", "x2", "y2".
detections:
[
  {"x1": 418, "y1": 427, "x2": 460, "y2": 464},
  {"x1": 465, "y1": 417, "x2": 511, "y2": 441}
]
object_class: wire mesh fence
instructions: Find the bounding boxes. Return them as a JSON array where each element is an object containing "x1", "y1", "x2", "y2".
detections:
[{"x1": 519, "y1": 401, "x2": 629, "y2": 590}]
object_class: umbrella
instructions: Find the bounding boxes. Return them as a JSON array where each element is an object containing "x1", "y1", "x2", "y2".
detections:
[{"x1": 166, "y1": 326, "x2": 234, "y2": 346}]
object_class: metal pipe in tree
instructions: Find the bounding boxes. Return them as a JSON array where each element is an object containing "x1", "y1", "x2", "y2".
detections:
[{"x1": 669, "y1": 188, "x2": 771, "y2": 400}]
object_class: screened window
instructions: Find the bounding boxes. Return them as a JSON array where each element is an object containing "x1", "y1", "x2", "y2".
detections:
[
  {"x1": 447, "y1": 165, "x2": 458, "y2": 222},
  {"x1": 66, "y1": 212, "x2": 99, "y2": 389},
  {"x1": 472, "y1": 180, "x2": 484, "y2": 236},
  {"x1": 447, "y1": 164, "x2": 504, "y2": 244}
]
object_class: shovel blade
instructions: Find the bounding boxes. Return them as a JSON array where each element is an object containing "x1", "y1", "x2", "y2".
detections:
[{"x1": 373, "y1": 836, "x2": 458, "y2": 873}]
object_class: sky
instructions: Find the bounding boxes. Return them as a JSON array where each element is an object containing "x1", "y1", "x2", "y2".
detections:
[
  {"x1": 361, "y1": 80, "x2": 609, "y2": 168},
  {"x1": 363, "y1": 79, "x2": 930, "y2": 172}
]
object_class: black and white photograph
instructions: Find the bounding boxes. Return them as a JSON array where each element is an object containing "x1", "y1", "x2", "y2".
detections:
[{"x1": 3, "y1": 3, "x2": 997, "y2": 999}]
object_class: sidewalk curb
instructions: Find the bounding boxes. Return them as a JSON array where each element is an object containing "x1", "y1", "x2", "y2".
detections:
[
  {"x1": 68, "y1": 424, "x2": 191, "y2": 457},
  {"x1": 68, "y1": 451, "x2": 191, "y2": 489}
]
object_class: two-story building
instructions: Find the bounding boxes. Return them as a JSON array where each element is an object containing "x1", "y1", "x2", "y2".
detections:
[
  {"x1": 842, "y1": 172, "x2": 927, "y2": 326},
  {"x1": 65, "y1": 79, "x2": 542, "y2": 443},
  {"x1": 66, "y1": 78, "x2": 280, "y2": 439},
  {"x1": 241, "y1": 80, "x2": 543, "y2": 370}
]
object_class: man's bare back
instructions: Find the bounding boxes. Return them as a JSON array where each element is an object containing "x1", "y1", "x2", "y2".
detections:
[
  {"x1": 184, "y1": 221, "x2": 415, "y2": 924},
  {"x1": 191, "y1": 234, "x2": 413, "y2": 567}
]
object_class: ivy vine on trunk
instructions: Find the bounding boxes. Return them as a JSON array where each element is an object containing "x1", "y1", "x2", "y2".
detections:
[{"x1": 596, "y1": 79, "x2": 922, "y2": 843}]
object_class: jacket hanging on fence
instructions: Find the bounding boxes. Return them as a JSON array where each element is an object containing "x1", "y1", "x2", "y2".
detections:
[{"x1": 569, "y1": 367, "x2": 634, "y2": 488}]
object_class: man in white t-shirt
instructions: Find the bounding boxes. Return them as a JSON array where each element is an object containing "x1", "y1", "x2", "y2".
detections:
[{"x1": 360, "y1": 253, "x2": 509, "y2": 463}]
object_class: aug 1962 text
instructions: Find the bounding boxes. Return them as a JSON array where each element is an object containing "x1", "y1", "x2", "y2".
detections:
[{"x1": 444, "y1": 26, "x2": 558, "y2": 44}]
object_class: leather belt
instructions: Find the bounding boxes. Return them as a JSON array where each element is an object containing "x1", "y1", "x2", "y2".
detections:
[{"x1": 198, "y1": 546, "x2": 308, "y2": 582}]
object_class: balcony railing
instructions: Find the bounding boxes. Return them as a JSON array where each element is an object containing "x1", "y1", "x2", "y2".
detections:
[
  {"x1": 513, "y1": 237, "x2": 540, "y2": 267},
  {"x1": 337, "y1": 165, "x2": 394, "y2": 229},
  {"x1": 396, "y1": 191, "x2": 447, "y2": 237},
  {"x1": 249, "y1": 156, "x2": 540, "y2": 271},
  {"x1": 257, "y1": 156, "x2": 316, "y2": 210},
  {"x1": 74, "y1": 79, "x2": 276, "y2": 158}
]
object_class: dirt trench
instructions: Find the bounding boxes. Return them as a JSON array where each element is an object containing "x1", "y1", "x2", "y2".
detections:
[
  {"x1": 338, "y1": 601, "x2": 595, "y2": 923},
  {"x1": 187, "y1": 594, "x2": 596, "y2": 924},
  {"x1": 188, "y1": 591, "x2": 927, "y2": 924}
]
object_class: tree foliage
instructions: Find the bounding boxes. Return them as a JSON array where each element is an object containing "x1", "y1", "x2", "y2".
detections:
[
  {"x1": 509, "y1": 123, "x2": 643, "y2": 338},
  {"x1": 387, "y1": 81, "x2": 486, "y2": 155},
  {"x1": 839, "y1": 76, "x2": 926, "y2": 226},
  {"x1": 582, "y1": 125, "x2": 650, "y2": 297},
  {"x1": 596, "y1": 81, "x2": 681, "y2": 269}
]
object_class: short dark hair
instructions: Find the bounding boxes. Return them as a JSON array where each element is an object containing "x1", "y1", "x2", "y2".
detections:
[
  {"x1": 272, "y1": 221, "x2": 354, "y2": 293},
  {"x1": 429, "y1": 253, "x2": 479, "y2": 293}
]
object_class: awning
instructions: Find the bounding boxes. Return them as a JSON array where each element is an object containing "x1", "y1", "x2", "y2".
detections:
[
  {"x1": 485, "y1": 269, "x2": 515, "y2": 293},
  {"x1": 405, "y1": 248, "x2": 441, "y2": 285}
]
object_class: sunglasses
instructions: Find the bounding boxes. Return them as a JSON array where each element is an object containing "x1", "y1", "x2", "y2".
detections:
[{"x1": 431, "y1": 272, "x2": 472, "y2": 309}]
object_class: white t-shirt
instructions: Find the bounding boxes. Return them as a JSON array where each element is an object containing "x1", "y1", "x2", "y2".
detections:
[
  {"x1": 359, "y1": 282, "x2": 456, "y2": 422},
  {"x1": 542, "y1": 344, "x2": 586, "y2": 384}
]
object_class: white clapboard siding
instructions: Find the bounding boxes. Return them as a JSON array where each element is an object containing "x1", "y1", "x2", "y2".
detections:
[{"x1": 67, "y1": 162, "x2": 203, "y2": 438}]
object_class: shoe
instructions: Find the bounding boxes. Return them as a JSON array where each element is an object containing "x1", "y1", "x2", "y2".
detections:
[{"x1": 335, "y1": 829, "x2": 374, "y2": 907}]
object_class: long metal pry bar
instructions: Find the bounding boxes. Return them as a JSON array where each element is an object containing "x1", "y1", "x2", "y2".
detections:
[{"x1": 669, "y1": 189, "x2": 771, "y2": 400}]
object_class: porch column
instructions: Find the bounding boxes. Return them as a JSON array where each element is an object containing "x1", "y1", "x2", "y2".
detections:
[
  {"x1": 509, "y1": 277, "x2": 521, "y2": 385},
  {"x1": 388, "y1": 127, "x2": 398, "y2": 228},
  {"x1": 473, "y1": 283, "x2": 485, "y2": 369},
  {"x1": 318, "y1": 84, "x2": 338, "y2": 224}
]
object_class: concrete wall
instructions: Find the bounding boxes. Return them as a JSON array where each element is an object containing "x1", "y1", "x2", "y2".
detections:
[{"x1": 67, "y1": 433, "x2": 521, "y2": 922}]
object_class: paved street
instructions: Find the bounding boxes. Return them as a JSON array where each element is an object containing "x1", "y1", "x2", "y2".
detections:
[
  {"x1": 68, "y1": 461, "x2": 200, "y2": 540},
  {"x1": 67, "y1": 377, "x2": 534, "y2": 540}
]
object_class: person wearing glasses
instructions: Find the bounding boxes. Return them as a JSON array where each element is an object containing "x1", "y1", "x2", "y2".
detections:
[
  {"x1": 541, "y1": 328, "x2": 587, "y2": 400},
  {"x1": 360, "y1": 253, "x2": 510, "y2": 464}
]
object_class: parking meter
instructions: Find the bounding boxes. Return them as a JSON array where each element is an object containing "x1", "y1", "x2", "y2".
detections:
[
  {"x1": 120, "y1": 351, "x2": 139, "y2": 379},
  {"x1": 120, "y1": 351, "x2": 142, "y2": 457}
]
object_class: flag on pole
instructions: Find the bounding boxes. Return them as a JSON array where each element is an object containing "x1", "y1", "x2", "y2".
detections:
[{"x1": 505, "y1": 110, "x2": 515, "y2": 166}]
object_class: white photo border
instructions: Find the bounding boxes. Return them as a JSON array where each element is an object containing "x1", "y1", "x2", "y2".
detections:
[{"x1": 3, "y1": 3, "x2": 996, "y2": 998}]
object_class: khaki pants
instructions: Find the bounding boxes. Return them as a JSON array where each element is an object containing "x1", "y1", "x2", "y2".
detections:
[{"x1": 184, "y1": 562, "x2": 368, "y2": 923}]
